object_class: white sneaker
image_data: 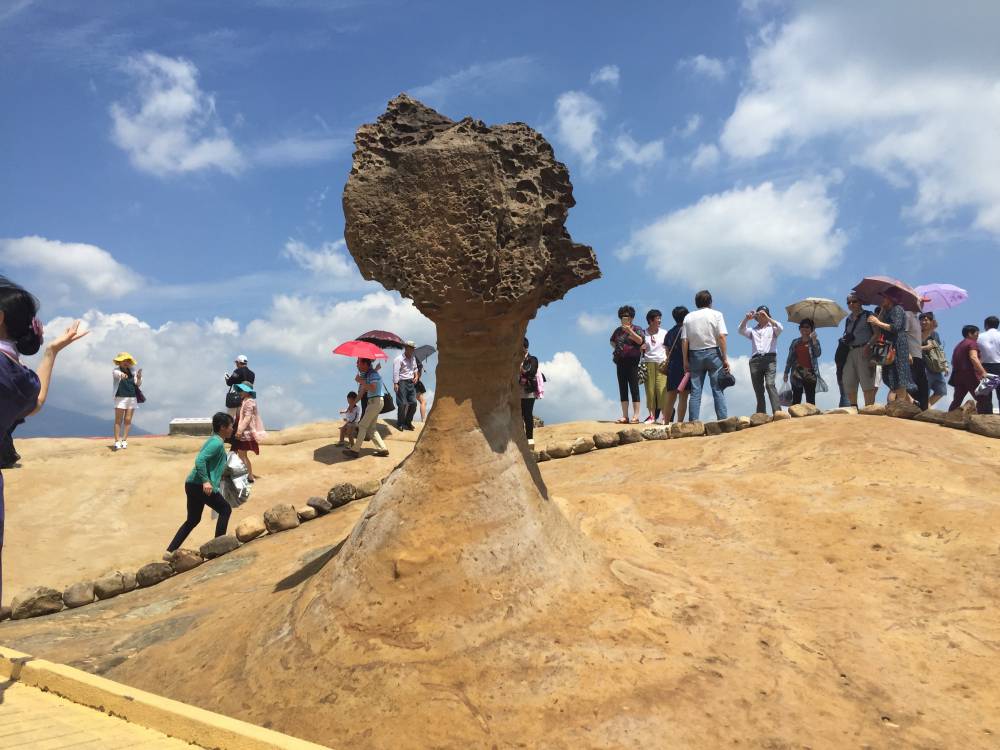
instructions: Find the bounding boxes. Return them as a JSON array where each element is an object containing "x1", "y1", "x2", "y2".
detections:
[
  {"x1": 527, "y1": 438, "x2": 535, "y2": 448},
  {"x1": 113, "y1": 441, "x2": 121, "y2": 451},
  {"x1": 121, "y1": 440, "x2": 128, "y2": 449}
]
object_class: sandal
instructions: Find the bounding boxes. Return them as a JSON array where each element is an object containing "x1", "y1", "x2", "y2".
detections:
[
  {"x1": 630, "y1": 418, "x2": 641, "y2": 423},
  {"x1": 615, "y1": 417, "x2": 628, "y2": 424}
]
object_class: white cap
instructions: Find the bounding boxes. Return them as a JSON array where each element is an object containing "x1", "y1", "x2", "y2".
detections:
[{"x1": 236, "y1": 354, "x2": 248, "y2": 364}]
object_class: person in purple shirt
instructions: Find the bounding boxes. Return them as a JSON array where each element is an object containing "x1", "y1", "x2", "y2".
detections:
[{"x1": 0, "y1": 276, "x2": 87, "y2": 606}]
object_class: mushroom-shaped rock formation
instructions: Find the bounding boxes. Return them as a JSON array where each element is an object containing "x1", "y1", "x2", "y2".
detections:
[
  {"x1": 327, "y1": 94, "x2": 602, "y2": 607},
  {"x1": 94, "y1": 98, "x2": 614, "y2": 746}
]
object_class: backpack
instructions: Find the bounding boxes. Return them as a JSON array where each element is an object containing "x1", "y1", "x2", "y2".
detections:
[{"x1": 924, "y1": 339, "x2": 948, "y2": 374}]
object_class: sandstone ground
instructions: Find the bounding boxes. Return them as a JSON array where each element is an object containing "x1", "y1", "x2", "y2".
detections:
[{"x1": 2, "y1": 415, "x2": 998, "y2": 748}]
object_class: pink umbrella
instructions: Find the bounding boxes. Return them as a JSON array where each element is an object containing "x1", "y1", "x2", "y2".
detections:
[
  {"x1": 332, "y1": 340, "x2": 388, "y2": 360},
  {"x1": 915, "y1": 283, "x2": 968, "y2": 312},
  {"x1": 852, "y1": 275, "x2": 922, "y2": 313}
]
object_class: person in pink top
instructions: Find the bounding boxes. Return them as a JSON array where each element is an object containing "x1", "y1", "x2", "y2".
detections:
[{"x1": 233, "y1": 382, "x2": 265, "y2": 482}]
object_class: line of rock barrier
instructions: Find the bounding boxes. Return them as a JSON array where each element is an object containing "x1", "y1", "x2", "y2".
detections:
[
  {"x1": 5, "y1": 404, "x2": 997, "y2": 623},
  {"x1": 533, "y1": 401, "x2": 1000, "y2": 462},
  {"x1": 0, "y1": 477, "x2": 382, "y2": 623}
]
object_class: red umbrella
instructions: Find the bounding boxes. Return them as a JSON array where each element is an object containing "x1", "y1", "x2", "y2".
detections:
[
  {"x1": 356, "y1": 329, "x2": 405, "y2": 349},
  {"x1": 852, "y1": 275, "x2": 922, "y2": 313},
  {"x1": 332, "y1": 340, "x2": 388, "y2": 360}
]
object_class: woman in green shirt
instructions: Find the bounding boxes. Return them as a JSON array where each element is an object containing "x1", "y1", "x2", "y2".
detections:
[{"x1": 165, "y1": 412, "x2": 235, "y2": 555}]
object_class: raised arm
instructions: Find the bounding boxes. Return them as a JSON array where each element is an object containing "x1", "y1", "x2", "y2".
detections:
[{"x1": 30, "y1": 321, "x2": 89, "y2": 416}]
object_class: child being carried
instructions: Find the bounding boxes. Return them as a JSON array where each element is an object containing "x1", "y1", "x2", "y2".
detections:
[{"x1": 337, "y1": 391, "x2": 362, "y2": 448}]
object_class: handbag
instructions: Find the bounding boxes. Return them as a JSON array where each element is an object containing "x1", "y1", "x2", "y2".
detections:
[
  {"x1": 225, "y1": 386, "x2": 242, "y2": 409},
  {"x1": 794, "y1": 365, "x2": 817, "y2": 386},
  {"x1": 136, "y1": 386, "x2": 147, "y2": 404},
  {"x1": 658, "y1": 328, "x2": 683, "y2": 376},
  {"x1": 380, "y1": 387, "x2": 395, "y2": 414},
  {"x1": 718, "y1": 369, "x2": 736, "y2": 390},
  {"x1": 637, "y1": 362, "x2": 647, "y2": 385},
  {"x1": 868, "y1": 333, "x2": 897, "y2": 366}
]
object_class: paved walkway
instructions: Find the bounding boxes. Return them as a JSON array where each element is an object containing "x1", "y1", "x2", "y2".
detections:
[{"x1": 0, "y1": 681, "x2": 201, "y2": 749}]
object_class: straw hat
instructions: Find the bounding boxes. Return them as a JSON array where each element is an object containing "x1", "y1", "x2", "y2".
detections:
[{"x1": 113, "y1": 352, "x2": 136, "y2": 365}]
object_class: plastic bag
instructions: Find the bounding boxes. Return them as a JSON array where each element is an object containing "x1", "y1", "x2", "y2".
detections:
[{"x1": 778, "y1": 383, "x2": 794, "y2": 407}]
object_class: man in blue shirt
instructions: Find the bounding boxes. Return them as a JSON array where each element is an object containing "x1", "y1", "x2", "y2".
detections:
[{"x1": 345, "y1": 358, "x2": 390, "y2": 458}]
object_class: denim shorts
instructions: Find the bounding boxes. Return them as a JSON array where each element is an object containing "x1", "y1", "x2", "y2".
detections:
[{"x1": 927, "y1": 369, "x2": 948, "y2": 397}]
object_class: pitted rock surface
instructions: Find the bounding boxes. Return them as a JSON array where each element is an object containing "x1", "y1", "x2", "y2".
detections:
[
  {"x1": 343, "y1": 94, "x2": 599, "y2": 319},
  {"x1": 327, "y1": 483, "x2": 357, "y2": 509}
]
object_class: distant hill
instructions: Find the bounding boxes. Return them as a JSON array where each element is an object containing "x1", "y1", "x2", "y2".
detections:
[{"x1": 16, "y1": 406, "x2": 152, "y2": 438}]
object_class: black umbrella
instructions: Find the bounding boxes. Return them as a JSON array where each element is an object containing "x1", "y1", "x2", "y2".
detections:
[
  {"x1": 356, "y1": 329, "x2": 405, "y2": 349},
  {"x1": 414, "y1": 344, "x2": 436, "y2": 363}
]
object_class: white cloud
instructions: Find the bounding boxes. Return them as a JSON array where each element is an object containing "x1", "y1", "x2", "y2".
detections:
[
  {"x1": 678, "y1": 54, "x2": 727, "y2": 82},
  {"x1": 26, "y1": 309, "x2": 310, "y2": 432},
  {"x1": 210, "y1": 317, "x2": 240, "y2": 336},
  {"x1": 553, "y1": 91, "x2": 603, "y2": 166},
  {"x1": 110, "y1": 52, "x2": 244, "y2": 176},
  {"x1": 28, "y1": 290, "x2": 435, "y2": 433},
  {"x1": 253, "y1": 135, "x2": 346, "y2": 166},
  {"x1": 721, "y1": 0, "x2": 1000, "y2": 234},
  {"x1": 609, "y1": 133, "x2": 664, "y2": 170},
  {"x1": 408, "y1": 56, "x2": 535, "y2": 107},
  {"x1": 281, "y1": 239, "x2": 355, "y2": 278},
  {"x1": 535, "y1": 351, "x2": 617, "y2": 424},
  {"x1": 0, "y1": 235, "x2": 143, "y2": 298},
  {"x1": 244, "y1": 291, "x2": 435, "y2": 360},
  {"x1": 576, "y1": 312, "x2": 617, "y2": 335},
  {"x1": 590, "y1": 64, "x2": 620, "y2": 87},
  {"x1": 690, "y1": 143, "x2": 721, "y2": 171},
  {"x1": 679, "y1": 114, "x2": 702, "y2": 138},
  {"x1": 618, "y1": 177, "x2": 846, "y2": 298}
]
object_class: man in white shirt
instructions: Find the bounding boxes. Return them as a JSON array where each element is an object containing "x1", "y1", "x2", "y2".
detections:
[
  {"x1": 393, "y1": 341, "x2": 419, "y2": 430},
  {"x1": 681, "y1": 289, "x2": 730, "y2": 421},
  {"x1": 738, "y1": 305, "x2": 783, "y2": 415},
  {"x1": 979, "y1": 315, "x2": 1000, "y2": 412}
]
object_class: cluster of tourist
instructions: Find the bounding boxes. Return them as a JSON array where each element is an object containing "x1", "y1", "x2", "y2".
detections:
[
  {"x1": 610, "y1": 289, "x2": 1000, "y2": 424},
  {"x1": 3, "y1": 270, "x2": 999, "y2": 607}
]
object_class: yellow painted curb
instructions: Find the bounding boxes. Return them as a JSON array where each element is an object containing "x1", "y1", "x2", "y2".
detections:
[{"x1": 0, "y1": 645, "x2": 330, "y2": 750}]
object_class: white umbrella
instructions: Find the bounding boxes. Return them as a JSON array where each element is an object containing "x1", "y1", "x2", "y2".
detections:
[{"x1": 785, "y1": 297, "x2": 848, "y2": 328}]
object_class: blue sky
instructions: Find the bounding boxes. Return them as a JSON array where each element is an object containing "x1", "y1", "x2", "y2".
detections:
[{"x1": 2, "y1": 0, "x2": 999, "y2": 431}]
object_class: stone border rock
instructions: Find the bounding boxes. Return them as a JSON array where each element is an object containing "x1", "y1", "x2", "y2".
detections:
[
  {"x1": 1, "y1": 477, "x2": 383, "y2": 623},
  {"x1": 0, "y1": 645, "x2": 329, "y2": 750}
]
